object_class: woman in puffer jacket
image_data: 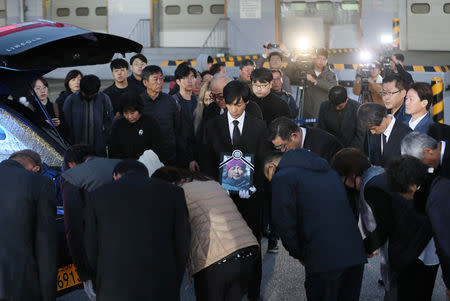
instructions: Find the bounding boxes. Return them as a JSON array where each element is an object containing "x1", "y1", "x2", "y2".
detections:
[{"x1": 152, "y1": 166, "x2": 259, "y2": 301}]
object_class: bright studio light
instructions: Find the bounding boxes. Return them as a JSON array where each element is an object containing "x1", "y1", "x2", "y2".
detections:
[
  {"x1": 359, "y1": 50, "x2": 373, "y2": 62},
  {"x1": 380, "y1": 34, "x2": 393, "y2": 44},
  {"x1": 297, "y1": 37, "x2": 310, "y2": 50}
]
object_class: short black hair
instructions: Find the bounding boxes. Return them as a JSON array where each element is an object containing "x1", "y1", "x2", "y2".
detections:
[
  {"x1": 207, "y1": 56, "x2": 214, "y2": 64},
  {"x1": 393, "y1": 53, "x2": 405, "y2": 63},
  {"x1": 268, "y1": 117, "x2": 299, "y2": 141},
  {"x1": 408, "y1": 82, "x2": 433, "y2": 110},
  {"x1": 382, "y1": 73, "x2": 405, "y2": 90},
  {"x1": 240, "y1": 59, "x2": 255, "y2": 70},
  {"x1": 113, "y1": 159, "x2": 149, "y2": 178},
  {"x1": 64, "y1": 144, "x2": 95, "y2": 166},
  {"x1": 119, "y1": 92, "x2": 144, "y2": 114},
  {"x1": 223, "y1": 80, "x2": 250, "y2": 105},
  {"x1": 151, "y1": 166, "x2": 211, "y2": 185},
  {"x1": 200, "y1": 70, "x2": 212, "y2": 79},
  {"x1": 9, "y1": 149, "x2": 43, "y2": 171},
  {"x1": 328, "y1": 86, "x2": 348, "y2": 106},
  {"x1": 251, "y1": 68, "x2": 273, "y2": 83},
  {"x1": 210, "y1": 63, "x2": 225, "y2": 75},
  {"x1": 357, "y1": 102, "x2": 388, "y2": 127},
  {"x1": 386, "y1": 155, "x2": 428, "y2": 193},
  {"x1": 174, "y1": 63, "x2": 196, "y2": 80},
  {"x1": 316, "y1": 48, "x2": 329, "y2": 58},
  {"x1": 130, "y1": 53, "x2": 148, "y2": 65},
  {"x1": 64, "y1": 69, "x2": 82, "y2": 91},
  {"x1": 141, "y1": 65, "x2": 163, "y2": 81},
  {"x1": 331, "y1": 148, "x2": 371, "y2": 178},
  {"x1": 268, "y1": 52, "x2": 282, "y2": 61},
  {"x1": 80, "y1": 75, "x2": 101, "y2": 95},
  {"x1": 110, "y1": 58, "x2": 129, "y2": 71}
]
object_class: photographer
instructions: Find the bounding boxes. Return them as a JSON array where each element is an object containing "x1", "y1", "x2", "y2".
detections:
[
  {"x1": 302, "y1": 48, "x2": 338, "y2": 119},
  {"x1": 256, "y1": 42, "x2": 292, "y2": 93},
  {"x1": 352, "y1": 62, "x2": 384, "y2": 105},
  {"x1": 388, "y1": 53, "x2": 414, "y2": 88}
]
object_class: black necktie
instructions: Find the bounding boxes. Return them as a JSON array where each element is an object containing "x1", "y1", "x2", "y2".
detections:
[
  {"x1": 232, "y1": 120, "x2": 240, "y2": 146},
  {"x1": 382, "y1": 134, "x2": 387, "y2": 155}
]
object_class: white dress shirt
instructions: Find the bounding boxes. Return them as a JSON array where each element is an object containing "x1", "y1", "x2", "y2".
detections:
[
  {"x1": 300, "y1": 127, "x2": 307, "y2": 148},
  {"x1": 409, "y1": 112, "x2": 427, "y2": 130},
  {"x1": 227, "y1": 111, "x2": 245, "y2": 144},
  {"x1": 381, "y1": 115, "x2": 395, "y2": 154}
]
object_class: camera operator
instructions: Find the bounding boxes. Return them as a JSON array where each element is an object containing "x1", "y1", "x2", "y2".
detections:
[
  {"x1": 388, "y1": 53, "x2": 414, "y2": 88},
  {"x1": 256, "y1": 42, "x2": 292, "y2": 93},
  {"x1": 352, "y1": 62, "x2": 384, "y2": 105},
  {"x1": 303, "y1": 48, "x2": 338, "y2": 119}
]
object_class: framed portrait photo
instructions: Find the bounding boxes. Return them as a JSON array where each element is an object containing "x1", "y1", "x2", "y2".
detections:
[{"x1": 219, "y1": 149, "x2": 254, "y2": 194}]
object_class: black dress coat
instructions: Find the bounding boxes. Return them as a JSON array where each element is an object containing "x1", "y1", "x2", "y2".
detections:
[
  {"x1": 302, "y1": 127, "x2": 343, "y2": 163},
  {"x1": 200, "y1": 112, "x2": 272, "y2": 237},
  {"x1": 249, "y1": 92, "x2": 291, "y2": 127},
  {"x1": 84, "y1": 175, "x2": 190, "y2": 301},
  {"x1": 318, "y1": 99, "x2": 365, "y2": 149},
  {"x1": 367, "y1": 118, "x2": 412, "y2": 167},
  {"x1": 0, "y1": 160, "x2": 57, "y2": 301}
]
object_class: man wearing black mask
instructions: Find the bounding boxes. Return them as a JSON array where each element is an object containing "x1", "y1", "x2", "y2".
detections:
[{"x1": 63, "y1": 74, "x2": 114, "y2": 156}]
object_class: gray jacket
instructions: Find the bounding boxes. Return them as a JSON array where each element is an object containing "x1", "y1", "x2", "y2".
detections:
[{"x1": 303, "y1": 65, "x2": 337, "y2": 119}]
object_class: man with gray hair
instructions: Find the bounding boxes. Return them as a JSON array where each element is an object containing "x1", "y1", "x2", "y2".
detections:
[
  {"x1": 203, "y1": 73, "x2": 263, "y2": 121},
  {"x1": 357, "y1": 102, "x2": 411, "y2": 167},
  {"x1": 401, "y1": 131, "x2": 449, "y2": 178}
]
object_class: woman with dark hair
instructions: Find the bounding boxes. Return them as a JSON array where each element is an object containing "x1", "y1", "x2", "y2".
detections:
[
  {"x1": 385, "y1": 156, "x2": 438, "y2": 301},
  {"x1": 27, "y1": 77, "x2": 61, "y2": 128},
  {"x1": 152, "y1": 166, "x2": 259, "y2": 301},
  {"x1": 108, "y1": 92, "x2": 164, "y2": 160},
  {"x1": 55, "y1": 69, "x2": 82, "y2": 113}
]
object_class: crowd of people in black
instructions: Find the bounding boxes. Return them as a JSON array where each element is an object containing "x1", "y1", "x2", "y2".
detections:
[{"x1": 1, "y1": 47, "x2": 449, "y2": 301}]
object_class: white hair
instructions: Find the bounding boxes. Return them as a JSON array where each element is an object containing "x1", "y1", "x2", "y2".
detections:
[
  {"x1": 401, "y1": 132, "x2": 438, "y2": 160},
  {"x1": 209, "y1": 73, "x2": 231, "y2": 90}
]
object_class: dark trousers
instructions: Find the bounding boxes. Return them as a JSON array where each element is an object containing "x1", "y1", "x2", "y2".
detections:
[
  {"x1": 305, "y1": 264, "x2": 364, "y2": 301},
  {"x1": 232, "y1": 193, "x2": 263, "y2": 301},
  {"x1": 194, "y1": 247, "x2": 257, "y2": 301},
  {"x1": 397, "y1": 259, "x2": 438, "y2": 301}
]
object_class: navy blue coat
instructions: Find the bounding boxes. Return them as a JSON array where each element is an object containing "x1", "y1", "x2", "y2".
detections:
[
  {"x1": 426, "y1": 176, "x2": 450, "y2": 288},
  {"x1": 413, "y1": 111, "x2": 433, "y2": 134},
  {"x1": 271, "y1": 149, "x2": 367, "y2": 273}
]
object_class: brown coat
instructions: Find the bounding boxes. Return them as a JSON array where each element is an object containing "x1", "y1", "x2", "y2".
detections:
[
  {"x1": 352, "y1": 80, "x2": 384, "y2": 105},
  {"x1": 181, "y1": 180, "x2": 258, "y2": 275}
]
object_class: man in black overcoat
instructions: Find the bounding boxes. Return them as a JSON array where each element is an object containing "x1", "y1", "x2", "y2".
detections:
[
  {"x1": 84, "y1": 160, "x2": 190, "y2": 301},
  {"x1": 0, "y1": 150, "x2": 56, "y2": 301}
]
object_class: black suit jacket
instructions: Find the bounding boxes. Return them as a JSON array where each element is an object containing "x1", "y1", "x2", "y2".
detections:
[
  {"x1": 200, "y1": 113, "x2": 272, "y2": 237},
  {"x1": 438, "y1": 143, "x2": 450, "y2": 179},
  {"x1": 368, "y1": 119, "x2": 412, "y2": 167},
  {"x1": 303, "y1": 127, "x2": 343, "y2": 163},
  {"x1": 84, "y1": 175, "x2": 190, "y2": 301},
  {"x1": 0, "y1": 160, "x2": 56, "y2": 301}
]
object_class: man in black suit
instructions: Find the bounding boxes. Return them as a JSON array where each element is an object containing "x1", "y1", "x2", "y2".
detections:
[
  {"x1": 200, "y1": 80, "x2": 271, "y2": 301},
  {"x1": 268, "y1": 116, "x2": 343, "y2": 163},
  {"x1": 0, "y1": 150, "x2": 56, "y2": 301},
  {"x1": 401, "y1": 131, "x2": 450, "y2": 179},
  {"x1": 84, "y1": 160, "x2": 190, "y2": 301},
  {"x1": 358, "y1": 102, "x2": 412, "y2": 167},
  {"x1": 318, "y1": 85, "x2": 365, "y2": 149}
]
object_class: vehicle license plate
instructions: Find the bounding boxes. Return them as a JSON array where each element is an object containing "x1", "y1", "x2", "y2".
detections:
[{"x1": 57, "y1": 264, "x2": 81, "y2": 291}]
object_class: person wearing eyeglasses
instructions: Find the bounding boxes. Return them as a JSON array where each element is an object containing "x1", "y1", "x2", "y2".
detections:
[
  {"x1": 381, "y1": 73, "x2": 411, "y2": 125},
  {"x1": 357, "y1": 102, "x2": 412, "y2": 167},
  {"x1": 249, "y1": 68, "x2": 291, "y2": 127},
  {"x1": 127, "y1": 53, "x2": 148, "y2": 95},
  {"x1": 140, "y1": 65, "x2": 181, "y2": 166}
]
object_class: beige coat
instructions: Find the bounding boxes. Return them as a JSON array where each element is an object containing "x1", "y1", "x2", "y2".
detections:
[{"x1": 181, "y1": 180, "x2": 258, "y2": 275}]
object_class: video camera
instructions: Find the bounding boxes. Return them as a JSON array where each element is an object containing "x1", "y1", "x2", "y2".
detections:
[
  {"x1": 263, "y1": 43, "x2": 279, "y2": 49},
  {"x1": 358, "y1": 62, "x2": 377, "y2": 83},
  {"x1": 378, "y1": 46, "x2": 393, "y2": 76},
  {"x1": 287, "y1": 48, "x2": 315, "y2": 86}
]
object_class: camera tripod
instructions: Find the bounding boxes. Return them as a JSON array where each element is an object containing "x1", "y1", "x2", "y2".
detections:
[{"x1": 358, "y1": 80, "x2": 373, "y2": 103}]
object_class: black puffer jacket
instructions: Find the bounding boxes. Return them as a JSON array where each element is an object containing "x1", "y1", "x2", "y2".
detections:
[{"x1": 140, "y1": 91, "x2": 180, "y2": 165}]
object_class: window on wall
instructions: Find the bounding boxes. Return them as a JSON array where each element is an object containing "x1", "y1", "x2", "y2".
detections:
[
  {"x1": 316, "y1": 1, "x2": 333, "y2": 11},
  {"x1": 411, "y1": 3, "x2": 430, "y2": 14},
  {"x1": 341, "y1": 2, "x2": 359, "y2": 11},
  {"x1": 76, "y1": 7, "x2": 89, "y2": 16},
  {"x1": 210, "y1": 4, "x2": 224, "y2": 14},
  {"x1": 0, "y1": 10, "x2": 6, "y2": 18},
  {"x1": 188, "y1": 5, "x2": 203, "y2": 15},
  {"x1": 291, "y1": 2, "x2": 307, "y2": 11},
  {"x1": 444, "y1": 3, "x2": 450, "y2": 13},
  {"x1": 95, "y1": 7, "x2": 107, "y2": 16},
  {"x1": 56, "y1": 8, "x2": 70, "y2": 17},
  {"x1": 165, "y1": 5, "x2": 181, "y2": 15}
]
